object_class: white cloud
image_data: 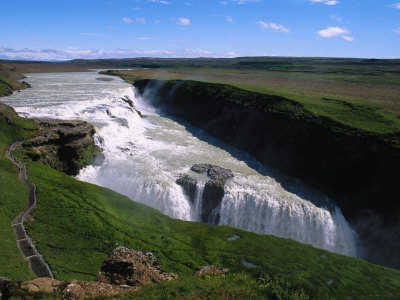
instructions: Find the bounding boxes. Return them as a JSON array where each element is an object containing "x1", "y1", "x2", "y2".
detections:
[
  {"x1": 0, "y1": 45, "x2": 240, "y2": 60},
  {"x1": 311, "y1": 0, "x2": 339, "y2": 5},
  {"x1": 80, "y1": 32, "x2": 106, "y2": 37},
  {"x1": 342, "y1": 35, "x2": 354, "y2": 42},
  {"x1": 154, "y1": 20, "x2": 161, "y2": 24},
  {"x1": 317, "y1": 26, "x2": 348, "y2": 37},
  {"x1": 148, "y1": 0, "x2": 171, "y2": 4},
  {"x1": 257, "y1": 21, "x2": 290, "y2": 33},
  {"x1": 317, "y1": 26, "x2": 354, "y2": 42},
  {"x1": 122, "y1": 17, "x2": 134, "y2": 24},
  {"x1": 176, "y1": 18, "x2": 191, "y2": 26},
  {"x1": 390, "y1": 2, "x2": 400, "y2": 9},
  {"x1": 136, "y1": 37, "x2": 157, "y2": 40},
  {"x1": 394, "y1": 27, "x2": 400, "y2": 34},
  {"x1": 185, "y1": 2, "x2": 195, "y2": 6},
  {"x1": 226, "y1": 16, "x2": 233, "y2": 22},
  {"x1": 136, "y1": 17, "x2": 146, "y2": 24}
]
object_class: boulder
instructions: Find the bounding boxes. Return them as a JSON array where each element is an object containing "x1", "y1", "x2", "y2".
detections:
[
  {"x1": 190, "y1": 164, "x2": 233, "y2": 224},
  {"x1": 195, "y1": 265, "x2": 229, "y2": 276},
  {"x1": 122, "y1": 96, "x2": 145, "y2": 118},
  {"x1": 176, "y1": 175, "x2": 197, "y2": 203},
  {"x1": 22, "y1": 118, "x2": 104, "y2": 175},
  {"x1": 96, "y1": 247, "x2": 178, "y2": 287},
  {"x1": 121, "y1": 96, "x2": 134, "y2": 108},
  {"x1": 191, "y1": 164, "x2": 234, "y2": 181},
  {"x1": 202, "y1": 180, "x2": 225, "y2": 224},
  {"x1": 21, "y1": 277, "x2": 62, "y2": 293}
]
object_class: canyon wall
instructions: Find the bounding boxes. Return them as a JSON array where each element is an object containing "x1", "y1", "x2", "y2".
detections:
[{"x1": 134, "y1": 79, "x2": 400, "y2": 268}]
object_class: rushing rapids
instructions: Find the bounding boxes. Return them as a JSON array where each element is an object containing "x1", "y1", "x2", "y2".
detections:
[{"x1": 1, "y1": 71, "x2": 358, "y2": 256}]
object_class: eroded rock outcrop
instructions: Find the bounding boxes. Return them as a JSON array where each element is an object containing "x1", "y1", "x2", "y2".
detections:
[
  {"x1": 23, "y1": 118, "x2": 103, "y2": 175},
  {"x1": 21, "y1": 278, "x2": 62, "y2": 293},
  {"x1": 177, "y1": 164, "x2": 234, "y2": 224},
  {"x1": 96, "y1": 247, "x2": 178, "y2": 287},
  {"x1": 202, "y1": 179, "x2": 225, "y2": 224},
  {"x1": 122, "y1": 95, "x2": 144, "y2": 118},
  {"x1": 176, "y1": 175, "x2": 197, "y2": 203},
  {"x1": 191, "y1": 164, "x2": 234, "y2": 181}
]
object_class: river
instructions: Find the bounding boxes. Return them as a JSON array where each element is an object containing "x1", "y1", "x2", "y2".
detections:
[{"x1": 1, "y1": 71, "x2": 357, "y2": 256}]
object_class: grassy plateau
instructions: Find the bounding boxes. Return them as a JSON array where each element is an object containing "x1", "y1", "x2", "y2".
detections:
[{"x1": 102, "y1": 67, "x2": 400, "y2": 137}]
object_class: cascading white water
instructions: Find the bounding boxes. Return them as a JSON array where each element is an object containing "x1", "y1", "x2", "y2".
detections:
[{"x1": 1, "y1": 71, "x2": 357, "y2": 257}]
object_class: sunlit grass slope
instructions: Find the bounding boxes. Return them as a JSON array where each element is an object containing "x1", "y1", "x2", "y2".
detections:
[
  {"x1": 12, "y1": 149, "x2": 399, "y2": 298},
  {"x1": 0, "y1": 102, "x2": 37, "y2": 281}
]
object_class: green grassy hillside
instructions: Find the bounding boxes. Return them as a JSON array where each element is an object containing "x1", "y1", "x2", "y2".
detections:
[
  {"x1": 0, "y1": 103, "x2": 37, "y2": 281},
  {"x1": 4, "y1": 137, "x2": 396, "y2": 298},
  {"x1": 0, "y1": 64, "x2": 29, "y2": 97}
]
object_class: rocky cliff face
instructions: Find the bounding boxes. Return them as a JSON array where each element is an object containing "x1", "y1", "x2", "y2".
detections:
[
  {"x1": 22, "y1": 118, "x2": 103, "y2": 175},
  {"x1": 135, "y1": 79, "x2": 400, "y2": 268}
]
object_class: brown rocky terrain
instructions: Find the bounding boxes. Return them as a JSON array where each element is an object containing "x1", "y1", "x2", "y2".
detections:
[
  {"x1": 22, "y1": 118, "x2": 103, "y2": 175},
  {"x1": 2, "y1": 247, "x2": 179, "y2": 299},
  {"x1": 96, "y1": 247, "x2": 178, "y2": 286}
]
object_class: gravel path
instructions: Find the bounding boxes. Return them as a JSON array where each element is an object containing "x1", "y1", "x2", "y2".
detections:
[{"x1": 5, "y1": 142, "x2": 53, "y2": 278}]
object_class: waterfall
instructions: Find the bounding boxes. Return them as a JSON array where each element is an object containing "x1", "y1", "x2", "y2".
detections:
[
  {"x1": 219, "y1": 182, "x2": 356, "y2": 256},
  {"x1": 2, "y1": 71, "x2": 358, "y2": 257}
]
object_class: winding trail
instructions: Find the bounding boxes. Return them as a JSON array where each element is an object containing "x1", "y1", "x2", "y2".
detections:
[{"x1": 5, "y1": 142, "x2": 53, "y2": 278}]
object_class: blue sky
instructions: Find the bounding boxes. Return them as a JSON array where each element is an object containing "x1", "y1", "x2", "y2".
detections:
[{"x1": 0, "y1": 0, "x2": 399, "y2": 60}]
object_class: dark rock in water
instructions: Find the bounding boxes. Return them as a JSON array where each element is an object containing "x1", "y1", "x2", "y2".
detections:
[
  {"x1": 195, "y1": 265, "x2": 229, "y2": 276},
  {"x1": 191, "y1": 163, "x2": 234, "y2": 181},
  {"x1": 182, "y1": 164, "x2": 234, "y2": 224},
  {"x1": 22, "y1": 118, "x2": 104, "y2": 175},
  {"x1": 176, "y1": 175, "x2": 197, "y2": 203},
  {"x1": 122, "y1": 96, "x2": 134, "y2": 108},
  {"x1": 96, "y1": 77, "x2": 114, "y2": 82},
  {"x1": 21, "y1": 81, "x2": 31, "y2": 89},
  {"x1": 121, "y1": 96, "x2": 145, "y2": 118},
  {"x1": 106, "y1": 109, "x2": 116, "y2": 118},
  {"x1": 189, "y1": 164, "x2": 233, "y2": 223},
  {"x1": 96, "y1": 247, "x2": 178, "y2": 287},
  {"x1": 202, "y1": 179, "x2": 225, "y2": 224}
]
